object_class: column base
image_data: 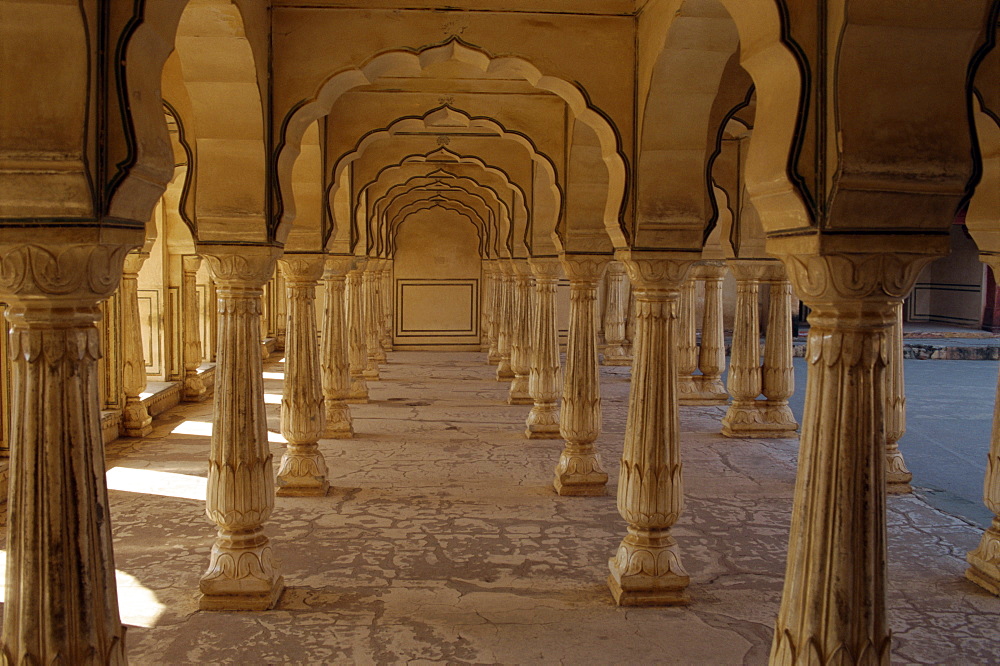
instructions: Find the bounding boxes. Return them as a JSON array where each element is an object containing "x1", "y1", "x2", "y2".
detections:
[
  {"x1": 607, "y1": 528, "x2": 690, "y2": 606},
  {"x1": 496, "y1": 359, "x2": 515, "y2": 381},
  {"x1": 373, "y1": 350, "x2": 387, "y2": 363},
  {"x1": 967, "y1": 526, "x2": 1000, "y2": 595},
  {"x1": 525, "y1": 405, "x2": 561, "y2": 439},
  {"x1": 602, "y1": 354, "x2": 633, "y2": 367},
  {"x1": 886, "y1": 449, "x2": 913, "y2": 494},
  {"x1": 122, "y1": 400, "x2": 153, "y2": 438},
  {"x1": 508, "y1": 375, "x2": 532, "y2": 404},
  {"x1": 347, "y1": 378, "x2": 369, "y2": 403},
  {"x1": 276, "y1": 447, "x2": 330, "y2": 497},
  {"x1": 363, "y1": 367, "x2": 380, "y2": 381},
  {"x1": 183, "y1": 375, "x2": 210, "y2": 402},
  {"x1": 199, "y1": 536, "x2": 284, "y2": 611},
  {"x1": 553, "y1": 451, "x2": 608, "y2": 496},
  {"x1": 323, "y1": 402, "x2": 354, "y2": 439},
  {"x1": 721, "y1": 400, "x2": 799, "y2": 438},
  {"x1": 487, "y1": 350, "x2": 501, "y2": 365},
  {"x1": 678, "y1": 376, "x2": 729, "y2": 405}
]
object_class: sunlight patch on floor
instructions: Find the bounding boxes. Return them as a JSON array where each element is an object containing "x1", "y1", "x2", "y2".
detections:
[{"x1": 106, "y1": 467, "x2": 207, "y2": 502}]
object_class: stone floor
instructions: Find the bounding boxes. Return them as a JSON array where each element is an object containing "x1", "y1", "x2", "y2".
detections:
[{"x1": 8, "y1": 351, "x2": 1000, "y2": 663}]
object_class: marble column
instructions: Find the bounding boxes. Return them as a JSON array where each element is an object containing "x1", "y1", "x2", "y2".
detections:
[
  {"x1": 769, "y1": 250, "x2": 933, "y2": 665},
  {"x1": 481, "y1": 262, "x2": 494, "y2": 354},
  {"x1": 508, "y1": 261, "x2": 533, "y2": 404},
  {"x1": 380, "y1": 261, "x2": 393, "y2": 353},
  {"x1": 885, "y1": 301, "x2": 913, "y2": 493},
  {"x1": 688, "y1": 261, "x2": 729, "y2": 404},
  {"x1": 0, "y1": 239, "x2": 133, "y2": 663},
  {"x1": 968, "y1": 260, "x2": 1000, "y2": 595},
  {"x1": 346, "y1": 260, "x2": 369, "y2": 403},
  {"x1": 363, "y1": 264, "x2": 383, "y2": 377},
  {"x1": 760, "y1": 265, "x2": 799, "y2": 436},
  {"x1": 603, "y1": 261, "x2": 631, "y2": 365},
  {"x1": 526, "y1": 258, "x2": 563, "y2": 439},
  {"x1": 276, "y1": 254, "x2": 329, "y2": 497},
  {"x1": 182, "y1": 254, "x2": 209, "y2": 402},
  {"x1": 121, "y1": 250, "x2": 153, "y2": 437},
  {"x1": 199, "y1": 246, "x2": 284, "y2": 611},
  {"x1": 554, "y1": 255, "x2": 609, "y2": 495},
  {"x1": 495, "y1": 261, "x2": 516, "y2": 380},
  {"x1": 320, "y1": 256, "x2": 354, "y2": 438},
  {"x1": 485, "y1": 261, "x2": 501, "y2": 364},
  {"x1": 676, "y1": 276, "x2": 700, "y2": 403},
  {"x1": 607, "y1": 252, "x2": 693, "y2": 606}
]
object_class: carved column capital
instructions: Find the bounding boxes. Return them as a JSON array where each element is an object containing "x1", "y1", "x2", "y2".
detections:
[
  {"x1": 279, "y1": 253, "x2": 326, "y2": 284},
  {"x1": 560, "y1": 254, "x2": 610, "y2": 283},
  {"x1": 528, "y1": 257, "x2": 563, "y2": 280},
  {"x1": 181, "y1": 253, "x2": 202, "y2": 275},
  {"x1": 0, "y1": 241, "x2": 134, "y2": 307},
  {"x1": 324, "y1": 255, "x2": 354, "y2": 278},
  {"x1": 726, "y1": 258, "x2": 778, "y2": 282},
  {"x1": 615, "y1": 250, "x2": 692, "y2": 294},
  {"x1": 689, "y1": 260, "x2": 726, "y2": 280},
  {"x1": 123, "y1": 250, "x2": 149, "y2": 277},
  {"x1": 200, "y1": 245, "x2": 281, "y2": 290}
]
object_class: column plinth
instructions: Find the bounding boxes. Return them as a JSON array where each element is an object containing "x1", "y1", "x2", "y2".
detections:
[
  {"x1": 554, "y1": 256, "x2": 609, "y2": 495},
  {"x1": 182, "y1": 254, "x2": 209, "y2": 402},
  {"x1": 526, "y1": 258, "x2": 563, "y2": 439},
  {"x1": 508, "y1": 261, "x2": 533, "y2": 404},
  {"x1": 199, "y1": 245, "x2": 284, "y2": 610},
  {"x1": 121, "y1": 251, "x2": 153, "y2": 436},
  {"x1": 346, "y1": 260, "x2": 369, "y2": 403},
  {"x1": 607, "y1": 252, "x2": 693, "y2": 606},
  {"x1": 602, "y1": 261, "x2": 632, "y2": 365},
  {"x1": 769, "y1": 248, "x2": 935, "y2": 665},
  {"x1": 276, "y1": 255, "x2": 329, "y2": 497},
  {"x1": 321, "y1": 257, "x2": 354, "y2": 439},
  {"x1": 0, "y1": 239, "x2": 134, "y2": 664}
]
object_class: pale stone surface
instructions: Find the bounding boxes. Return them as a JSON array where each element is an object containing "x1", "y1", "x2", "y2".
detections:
[
  {"x1": 182, "y1": 255, "x2": 209, "y2": 402},
  {"x1": 602, "y1": 261, "x2": 631, "y2": 366},
  {"x1": 320, "y1": 257, "x2": 354, "y2": 439},
  {"x1": 346, "y1": 261, "x2": 370, "y2": 403},
  {"x1": 14, "y1": 349, "x2": 996, "y2": 664},
  {"x1": 886, "y1": 301, "x2": 914, "y2": 494},
  {"x1": 690, "y1": 261, "x2": 729, "y2": 404},
  {"x1": 525, "y1": 258, "x2": 562, "y2": 439},
  {"x1": 122, "y1": 251, "x2": 154, "y2": 437},
  {"x1": 507, "y1": 261, "x2": 533, "y2": 404},
  {"x1": 495, "y1": 262, "x2": 515, "y2": 381}
]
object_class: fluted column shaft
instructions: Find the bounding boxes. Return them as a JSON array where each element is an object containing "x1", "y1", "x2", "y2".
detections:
[
  {"x1": 769, "y1": 249, "x2": 936, "y2": 665},
  {"x1": 691, "y1": 262, "x2": 728, "y2": 403},
  {"x1": 121, "y1": 251, "x2": 153, "y2": 437},
  {"x1": 760, "y1": 268, "x2": 799, "y2": 435},
  {"x1": 199, "y1": 245, "x2": 284, "y2": 611},
  {"x1": 554, "y1": 256, "x2": 609, "y2": 495},
  {"x1": 481, "y1": 263, "x2": 493, "y2": 354},
  {"x1": 276, "y1": 255, "x2": 329, "y2": 497},
  {"x1": 508, "y1": 261, "x2": 533, "y2": 404},
  {"x1": 320, "y1": 257, "x2": 354, "y2": 438},
  {"x1": 0, "y1": 239, "x2": 133, "y2": 664},
  {"x1": 676, "y1": 276, "x2": 699, "y2": 401},
  {"x1": 722, "y1": 261, "x2": 765, "y2": 437},
  {"x1": 346, "y1": 261, "x2": 369, "y2": 403},
  {"x1": 603, "y1": 261, "x2": 631, "y2": 365},
  {"x1": 380, "y1": 262, "x2": 393, "y2": 352},
  {"x1": 526, "y1": 258, "x2": 563, "y2": 439},
  {"x1": 182, "y1": 254, "x2": 208, "y2": 402},
  {"x1": 607, "y1": 252, "x2": 693, "y2": 606},
  {"x1": 363, "y1": 266, "x2": 383, "y2": 376},
  {"x1": 884, "y1": 301, "x2": 912, "y2": 493}
]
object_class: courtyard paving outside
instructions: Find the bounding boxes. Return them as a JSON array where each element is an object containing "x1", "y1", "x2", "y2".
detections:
[{"x1": 6, "y1": 350, "x2": 1000, "y2": 663}]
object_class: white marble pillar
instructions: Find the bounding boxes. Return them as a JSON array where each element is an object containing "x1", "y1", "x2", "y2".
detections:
[
  {"x1": 676, "y1": 276, "x2": 700, "y2": 403},
  {"x1": 526, "y1": 258, "x2": 563, "y2": 439},
  {"x1": 346, "y1": 260, "x2": 369, "y2": 403},
  {"x1": 380, "y1": 261, "x2": 393, "y2": 353},
  {"x1": 495, "y1": 261, "x2": 516, "y2": 380},
  {"x1": 276, "y1": 254, "x2": 329, "y2": 497},
  {"x1": 481, "y1": 262, "x2": 493, "y2": 354},
  {"x1": 760, "y1": 265, "x2": 799, "y2": 436},
  {"x1": 121, "y1": 250, "x2": 153, "y2": 437},
  {"x1": 885, "y1": 301, "x2": 912, "y2": 493},
  {"x1": 508, "y1": 261, "x2": 533, "y2": 404},
  {"x1": 769, "y1": 250, "x2": 932, "y2": 665},
  {"x1": 603, "y1": 261, "x2": 631, "y2": 365},
  {"x1": 198, "y1": 245, "x2": 284, "y2": 610},
  {"x1": 688, "y1": 261, "x2": 729, "y2": 404},
  {"x1": 721, "y1": 260, "x2": 765, "y2": 437},
  {"x1": 320, "y1": 257, "x2": 354, "y2": 438},
  {"x1": 363, "y1": 264, "x2": 382, "y2": 377},
  {"x1": 554, "y1": 255, "x2": 609, "y2": 495},
  {"x1": 182, "y1": 254, "x2": 208, "y2": 402},
  {"x1": 485, "y1": 261, "x2": 501, "y2": 364},
  {"x1": 607, "y1": 252, "x2": 693, "y2": 606},
  {"x1": 0, "y1": 239, "x2": 132, "y2": 663}
]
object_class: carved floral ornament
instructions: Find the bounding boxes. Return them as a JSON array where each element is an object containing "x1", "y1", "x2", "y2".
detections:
[
  {"x1": 201, "y1": 246, "x2": 281, "y2": 287},
  {"x1": 0, "y1": 243, "x2": 132, "y2": 300},
  {"x1": 560, "y1": 255, "x2": 609, "y2": 281},
  {"x1": 780, "y1": 252, "x2": 936, "y2": 303}
]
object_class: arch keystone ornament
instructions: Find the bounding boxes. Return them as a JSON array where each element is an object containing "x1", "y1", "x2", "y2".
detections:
[
  {"x1": 554, "y1": 255, "x2": 610, "y2": 495},
  {"x1": 767, "y1": 239, "x2": 943, "y2": 665},
  {"x1": 0, "y1": 233, "x2": 136, "y2": 665},
  {"x1": 198, "y1": 244, "x2": 284, "y2": 611},
  {"x1": 607, "y1": 250, "x2": 694, "y2": 606}
]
